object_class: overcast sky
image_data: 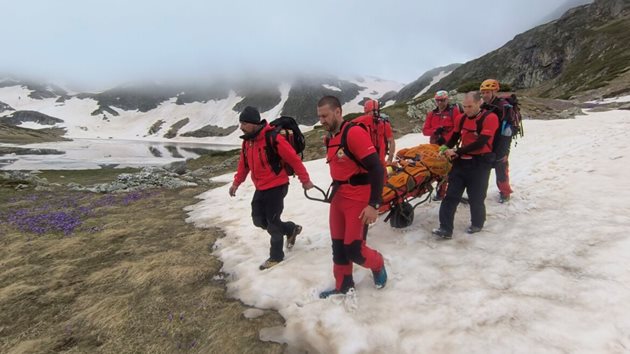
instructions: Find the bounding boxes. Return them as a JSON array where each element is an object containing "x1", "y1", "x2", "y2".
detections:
[{"x1": 1, "y1": 0, "x2": 592, "y2": 88}]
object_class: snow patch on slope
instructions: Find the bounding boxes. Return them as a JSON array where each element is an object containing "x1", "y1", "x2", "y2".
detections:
[
  {"x1": 342, "y1": 77, "x2": 405, "y2": 114},
  {"x1": 415, "y1": 70, "x2": 453, "y2": 98}
]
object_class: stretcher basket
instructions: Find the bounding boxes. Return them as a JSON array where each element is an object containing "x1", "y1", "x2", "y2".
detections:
[{"x1": 379, "y1": 144, "x2": 451, "y2": 228}]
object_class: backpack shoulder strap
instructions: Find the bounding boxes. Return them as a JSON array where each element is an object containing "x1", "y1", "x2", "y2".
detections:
[
  {"x1": 458, "y1": 111, "x2": 493, "y2": 135},
  {"x1": 241, "y1": 140, "x2": 249, "y2": 169},
  {"x1": 458, "y1": 112, "x2": 466, "y2": 133},
  {"x1": 475, "y1": 110, "x2": 494, "y2": 135},
  {"x1": 264, "y1": 127, "x2": 283, "y2": 174},
  {"x1": 340, "y1": 122, "x2": 367, "y2": 168}
]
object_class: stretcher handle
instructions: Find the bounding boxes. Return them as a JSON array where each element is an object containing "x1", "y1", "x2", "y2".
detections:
[{"x1": 304, "y1": 185, "x2": 331, "y2": 203}]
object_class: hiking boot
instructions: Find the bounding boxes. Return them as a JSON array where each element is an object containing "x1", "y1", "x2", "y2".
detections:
[
  {"x1": 373, "y1": 265, "x2": 388, "y2": 289},
  {"x1": 259, "y1": 258, "x2": 282, "y2": 270},
  {"x1": 319, "y1": 287, "x2": 354, "y2": 299},
  {"x1": 432, "y1": 227, "x2": 452, "y2": 240},
  {"x1": 286, "y1": 224, "x2": 302, "y2": 249},
  {"x1": 466, "y1": 225, "x2": 482, "y2": 234},
  {"x1": 499, "y1": 194, "x2": 510, "y2": 203}
]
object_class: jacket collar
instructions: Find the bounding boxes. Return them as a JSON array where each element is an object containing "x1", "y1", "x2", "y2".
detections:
[{"x1": 239, "y1": 120, "x2": 268, "y2": 140}]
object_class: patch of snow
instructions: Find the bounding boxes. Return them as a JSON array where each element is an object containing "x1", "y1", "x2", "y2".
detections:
[
  {"x1": 16, "y1": 122, "x2": 53, "y2": 130},
  {"x1": 383, "y1": 100, "x2": 396, "y2": 108},
  {"x1": 242, "y1": 308, "x2": 266, "y2": 319},
  {"x1": 414, "y1": 70, "x2": 453, "y2": 99},
  {"x1": 342, "y1": 77, "x2": 405, "y2": 114},
  {"x1": 322, "y1": 84, "x2": 342, "y2": 92},
  {"x1": 587, "y1": 95, "x2": 630, "y2": 104},
  {"x1": 187, "y1": 109, "x2": 630, "y2": 353},
  {"x1": 264, "y1": 83, "x2": 291, "y2": 120}
]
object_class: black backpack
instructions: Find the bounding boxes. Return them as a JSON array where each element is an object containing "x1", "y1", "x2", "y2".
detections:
[
  {"x1": 503, "y1": 94, "x2": 524, "y2": 138},
  {"x1": 483, "y1": 95, "x2": 524, "y2": 139},
  {"x1": 457, "y1": 110, "x2": 509, "y2": 158},
  {"x1": 265, "y1": 116, "x2": 306, "y2": 176}
]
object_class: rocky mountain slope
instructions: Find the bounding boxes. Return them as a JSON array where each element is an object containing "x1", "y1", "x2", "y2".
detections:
[{"x1": 425, "y1": 0, "x2": 630, "y2": 99}]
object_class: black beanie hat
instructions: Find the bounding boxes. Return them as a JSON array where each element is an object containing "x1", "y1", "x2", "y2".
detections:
[{"x1": 239, "y1": 106, "x2": 261, "y2": 124}]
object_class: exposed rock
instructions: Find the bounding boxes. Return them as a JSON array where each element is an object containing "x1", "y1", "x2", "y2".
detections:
[
  {"x1": 77, "y1": 84, "x2": 178, "y2": 113},
  {"x1": 233, "y1": 84, "x2": 283, "y2": 113},
  {"x1": 0, "y1": 100, "x2": 14, "y2": 114},
  {"x1": 282, "y1": 77, "x2": 364, "y2": 125},
  {"x1": 163, "y1": 118, "x2": 190, "y2": 139},
  {"x1": 164, "y1": 160, "x2": 188, "y2": 175},
  {"x1": 180, "y1": 125, "x2": 238, "y2": 138},
  {"x1": 0, "y1": 110, "x2": 64, "y2": 126},
  {"x1": 68, "y1": 167, "x2": 198, "y2": 193},
  {"x1": 91, "y1": 105, "x2": 120, "y2": 117},
  {"x1": 0, "y1": 170, "x2": 50, "y2": 186},
  {"x1": 175, "y1": 85, "x2": 230, "y2": 105},
  {"x1": 148, "y1": 120, "x2": 166, "y2": 135}
]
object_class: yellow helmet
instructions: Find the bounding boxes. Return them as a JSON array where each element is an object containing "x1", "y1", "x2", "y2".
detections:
[{"x1": 480, "y1": 79, "x2": 500, "y2": 91}]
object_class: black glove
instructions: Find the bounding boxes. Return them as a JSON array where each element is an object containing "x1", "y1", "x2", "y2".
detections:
[
  {"x1": 436, "y1": 136, "x2": 446, "y2": 145},
  {"x1": 434, "y1": 127, "x2": 445, "y2": 135}
]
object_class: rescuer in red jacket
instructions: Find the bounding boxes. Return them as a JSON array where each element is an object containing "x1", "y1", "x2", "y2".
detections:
[
  {"x1": 423, "y1": 90, "x2": 461, "y2": 146},
  {"x1": 229, "y1": 106, "x2": 314, "y2": 270},
  {"x1": 432, "y1": 92, "x2": 499, "y2": 240},
  {"x1": 316, "y1": 96, "x2": 387, "y2": 298}
]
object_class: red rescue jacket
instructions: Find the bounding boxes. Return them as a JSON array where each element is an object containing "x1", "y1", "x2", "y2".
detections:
[
  {"x1": 422, "y1": 104, "x2": 461, "y2": 144},
  {"x1": 233, "y1": 123, "x2": 310, "y2": 190}
]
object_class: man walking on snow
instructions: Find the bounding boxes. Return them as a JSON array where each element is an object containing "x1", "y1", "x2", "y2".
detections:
[
  {"x1": 432, "y1": 92, "x2": 499, "y2": 239},
  {"x1": 317, "y1": 96, "x2": 387, "y2": 298},
  {"x1": 229, "y1": 106, "x2": 314, "y2": 270},
  {"x1": 480, "y1": 79, "x2": 514, "y2": 203}
]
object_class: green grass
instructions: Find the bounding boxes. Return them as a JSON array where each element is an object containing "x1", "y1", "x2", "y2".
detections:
[
  {"x1": 0, "y1": 187, "x2": 284, "y2": 353},
  {"x1": 556, "y1": 17, "x2": 630, "y2": 98},
  {"x1": 382, "y1": 102, "x2": 418, "y2": 138},
  {"x1": 0, "y1": 123, "x2": 68, "y2": 145}
]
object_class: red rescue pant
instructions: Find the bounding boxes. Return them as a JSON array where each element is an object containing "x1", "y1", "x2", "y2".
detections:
[
  {"x1": 495, "y1": 156, "x2": 513, "y2": 196},
  {"x1": 329, "y1": 193, "x2": 384, "y2": 292}
]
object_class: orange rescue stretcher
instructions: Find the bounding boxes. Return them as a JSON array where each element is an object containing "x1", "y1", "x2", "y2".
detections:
[
  {"x1": 379, "y1": 144, "x2": 451, "y2": 228},
  {"x1": 304, "y1": 143, "x2": 451, "y2": 229}
]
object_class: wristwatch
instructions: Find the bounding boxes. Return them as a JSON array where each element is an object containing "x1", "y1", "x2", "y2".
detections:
[{"x1": 369, "y1": 202, "x2": 381, "y2": 209}]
